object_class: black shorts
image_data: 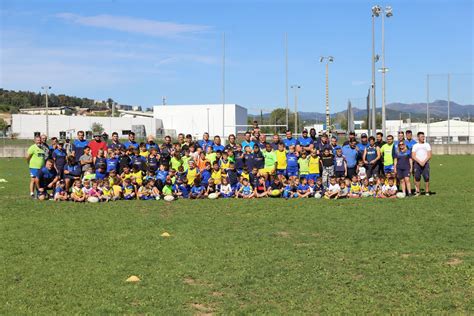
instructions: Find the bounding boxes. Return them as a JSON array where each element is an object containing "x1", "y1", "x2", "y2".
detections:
[
  {"x1": 367, "y1": 163, "x2": 379, "y2": 178},
  {"x1": 396, "y1": 168, "x2": 410, "y2": 179},
  {"x1": 335, "y1": 171, "x2": 345, "y2": 178},
  {"x1": 346, "y1": 167, "x2": 356, "y2": 179},
  {"x1": 414, "y1": 162, "x2": 430, "y2": 182}
]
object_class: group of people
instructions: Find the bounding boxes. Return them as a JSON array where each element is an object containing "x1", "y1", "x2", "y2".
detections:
[{"x1": 26, "y1": 125, "x2": 432, "y2": 202}]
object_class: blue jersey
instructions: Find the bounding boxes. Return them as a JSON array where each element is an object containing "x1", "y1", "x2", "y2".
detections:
[
  {"x1": 395, "y1": 150, "x2": 411, "y2": 170},
  {"x1": 72, "y1": 139, "x2": 89, "y2": 162},
  {"x1": 297, "y1": 184, "x2": 310, "y2": 192},
  {"x1": 123, "y1": 141, "x2": 139, "y2": 149},
  {"x1": 283, "y1": 137, "x2": 297, "y2": 149},
  {"x1": 243, "y1": 153, "x2": 254, "y2": 171},
  {"x1": 52, "y1": 148, "x2": 67, "y2": 168},
  {"x1": 145, "y1": 142, "x2": 159, "y2": 152},
  {"x1": 191, "y1": 185, "x2": 205, "y2": 195},
  {"x1": 198, "y1": 140, "x2": 214, "y2": 151},
  {"x1": 156, "y1": 170, "x2": 168, "y2": 182},
  {"x1": 241, "y1": 185, "x2": 253, "y2": 195},
  {"x1": 405, "y1": 139, "x2": 417, "y2": 155},
  {"x1": 342, "y1": 145, "x2": 358, "y2": 168},
  {"x1": 234, "y1": 150, "x2": 244, "y2": 170},
  {"x1": 130, "y1": 155, "x2": 146, "y2": 170},
  {"x1": 241, "y1": 140, "x2": 255, "y2": 150},
  {"x1": 95, "y1": 170, "x2": 107, "y2": 180},
  {"x1": 200, "y1": 169, "x2": 211, "y2": 185},
  {"x1": 212, "y1": 144, "x2": 225, "y2": 152},
  {"x1": 286, "y1": 152, "x2": 299, "y2": 170},
  {"x1": 106, "y1": 157, "x2": 119, "y2": 173},
  {"x1": 356, "y1": 142, "x2": 369, "y2": 159},
  {"x1": 297, "y1": 136, "x2": 313, "y2": 147},
  {"x1": 65, "y1": 163, "x2": 82, "y2": 177},
  {"x1": 334, "y1": 156, "x2": 346, "y2": 172},
  {"x1": 147, "y1": 156, "x2": 159, "y2": 171},
  {"x1": 94, "y1": 157, "x2": 107, "y2": 169},
  {"x1": 37, "y1": 167, "x2": 57, "y2": 188},
  {"x1": 365, "y1": 145, "x2": 378, "y2": 162}
]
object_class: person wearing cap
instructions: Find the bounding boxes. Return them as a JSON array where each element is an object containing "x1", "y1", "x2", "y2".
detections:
[
  {"x1": 342, "y1": 139, "x2": 358, "y2": 178},
  {"x1": 145, "y1": 135, "x2": 159, "y2": 152},
  {"x1": 52, "y1": 141, "x2": 67, "y2": 178},
  {"x1": 88, "y1": 133, "x2": 108, "y2": 157},
  {"x1": 343, "y1": 131, "x2": 358, "y2": 146},
  {"x1": 297, "y1": 129, "x2": 314, "y2": 154},
  {"x1": 123, "y1": 132, "x2": 139, "y2": 150},
  {"x1": 356, "y1": 133, "x2": 370, "y2": 159},
  {"x1": 363, "y1": 136, "x2": 381, "y2": 178}
]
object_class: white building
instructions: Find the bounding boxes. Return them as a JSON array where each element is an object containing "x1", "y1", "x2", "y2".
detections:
[
  {"x1": 355, "y1": 119, "x2": 474, "y2": 144},
  {"x1": 153, "y1": 104, "x2": 248, "y2": 138},
  {"x1": 12, "y1": 114, "x2": 162, "y2": 139}
]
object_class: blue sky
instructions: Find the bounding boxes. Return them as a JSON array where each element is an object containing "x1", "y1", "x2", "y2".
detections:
[{"x1": 1, "y1": 0, "x2": 472, "y2": 113}]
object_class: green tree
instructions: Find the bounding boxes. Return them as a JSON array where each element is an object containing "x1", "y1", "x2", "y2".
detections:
[
  {"x1": 0, "y1": 118, "x2": 8, "y2": 134},
  {"x1": 91, "y1": 122, "x2": 104, "y2": 135}
]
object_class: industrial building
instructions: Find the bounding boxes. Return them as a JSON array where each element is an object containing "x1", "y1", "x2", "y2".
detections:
[
  {"x1": 12, "y1": 114, "x2": 162, "y2": 139},
  {"x1": 153, "y1": 104, "x2": 248, "y2": 138}
]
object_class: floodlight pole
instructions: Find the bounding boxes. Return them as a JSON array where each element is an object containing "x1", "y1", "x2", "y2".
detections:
[
  {"x1": 426, "y1": 74, "x2": 430, "y2": 139},
  {"x1": 222, "y1": 32, "x2": 225, "y2": 138},
  {"x1": 291, "y1": 85, "x2": 300, "y2": 134},
  {"x1": 371, "y1": 11, "x2": 377, "y2": 137},
  {"x1": 41, "y1": 86, "x2": 51, "y2": 137},
  {"x1": 447, "y1": 73, "x2": 451, "y2": 144},
  {"x1": 285, "y1": 33, "x2": 289, "y2": 130}
]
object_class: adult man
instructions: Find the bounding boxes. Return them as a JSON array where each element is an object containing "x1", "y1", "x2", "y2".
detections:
[
  {"x1": 380, "y1": 135, "x2": 396, "y2": 174},
  {"x1": 394, "y1": 131, "x2": 405, "y2": 149},
  {"x1": 26, "y1": 136, "x2": 47, "y2": 198},
  {"x1": 40, "y1": 134, "x2": 51, "y2": 159},
  {"x1": 405, "y1": 130, "x2": 417, "y2": 154},
  {"x1": 316, "y1": 133, "x2": 331, "y2": 154},
  {"x1": 123, "y1": 132, "x2": 138, "y2": 149},
  {"x1": 225, "y1": 134, "x2": 238, "y2": 151},
  {"x1": 72, "y1": 131, "x2": 89, "y2": 162},
  {"x1": 297, "y1": 129, "x2": 314, "y2": 153},
  {"x1": 343, "y1": 131, "x2": 358, "y2": 146},
  {"x1": 270, "y1": 134, "x2": 281, "y2": 150},
  {"x1": 198, "y1": 132, "x2": 214, "y2": 151},
  {"x1": 309, "y1": 128, "x2": 319, "y2": 142},
  {"x1": 412, "y1": 132, "x2": 432, "y2": 196},
  {"x1": 212, "y1": 136, "x2": 225, "y2": 152},
  {"x1": 282, "y1": 130, "x2": 297, "y2": 149},
  {"x1": 363, "y1": 136, "x2": 381, "y2": 178},
  {"x1": 145, "y1": 135, "x2": 159, "y2": 152},
  {"x1": 356, "y1": 133, "x2": 370, "y2": 160},
  {"x1": 241, "y1": 132, "x2": 255, "y2": 151},
  {"x1": 109, "y1": 132, "x2": 124, "y2": 151},
  {"x1": 161, "y1": 135, "x2": 173, "y2": 153},
  {"x1": 375, "y1": 132, "x2": 385, "y2": 147},
  {"x1": 181, "y1": 134, "x2": 195, "y2": 153},
  {"x1": 256, "y1": 133, "x2": 267, "y2": 149},
  {"x1": 330, "y1": 136, "x2": 338, "y2": 155},
  {"x1": 88, "y1": 134, "x2": 108, "y2": 157},
  {"x1": 341, "y1": 140, "x2": 358, "y2": 178},
  {"x1": 35, "y1": 159, "x2": 60, "y2": 200}
]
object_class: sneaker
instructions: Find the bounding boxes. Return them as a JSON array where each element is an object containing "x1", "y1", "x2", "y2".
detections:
[
  {"x1": 30, "y1": 193, "x2": 35, "y2": 199},
  {"x1": 414, "y1": 192, "x2": 420, "y2": 197},
  {"x1": 425, "y1": 192, "x2": 430, "y2": 196}
]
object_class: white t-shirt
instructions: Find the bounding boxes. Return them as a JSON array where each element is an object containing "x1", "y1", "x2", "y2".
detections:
[
  {"x1": 358, "y1": 166, "x2": 367, "y2": 179},
  {"x1": 382, "y1": 184, "x2": 397, "y2": 193},
  {"x1": 412, "y1": 142, "x2": 431, "y2": 162},
  {"x1": 220, "y1": 183, "x2": 232, "y2": 194},
  {"x1": 328, "y1": 183, "x2": 340, "y2": 193}
]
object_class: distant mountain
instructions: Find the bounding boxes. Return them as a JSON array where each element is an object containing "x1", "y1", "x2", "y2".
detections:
[{"x1": 289, "y1": 100, "x2": 473, "y2": 122}]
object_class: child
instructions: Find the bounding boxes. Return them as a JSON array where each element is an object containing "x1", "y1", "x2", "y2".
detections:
[
  {"x1": 186, "y1": 160, "x2": 200, "y2": 186},
  {"x1": 334, "y1": 147, "x2": 347, "y2": 179},
  {"x1": 307, "y1": 150, "x2": 321, "y2": 183},
  {"x1": 286, "y1": 145, "x2": 299, "y2": 179},
  {"x1": 312, "y1": 177, "x2": 325, "y2": 198},
  {"x1": 297, "y1": 152, "x2": 310, "y2": 179},
  {"x1": 201, "y1": 162, "x2": 212, "y2": 187},
  {"x1": 52, "y1": 142, "x2": 67, "y2": 178},
  {"x1": 138, "y1": 180, "x2": 154, "y2": 200},
  {"x1": 275, "y1": 143, "x2": 287, "y2": 177},
  {"x1": 348, "y1": 175, "x2": 362, "y2": 198},
  {"x1": 338, "y1": 180, "x2": 349, "y2": 199},
  {"x1": 122, "y1": 178, "x2": 136, "y2": 200},
  {"x1": 94, "y1": 149, "x2": 107, "y2": 171},
  {"x1": 324, "y1": 177, "x2": 340, "y2": 199},
  {"x1": 254, "y1": 176, "x2": 268, "y2": 198},
  {"x1": 236, "y1": 178, "x2": 254, "y2": 199},
  {"x1": 297, "y1": 177, "x2": 311, "y2": 198},
  {"x1": 205, "y1": 178, "x2": 218, "y2": 197},
  {"x1": 211, "y1": 161, "x2": 222, "y2": 185},
  {"x1": 139, "y1": 143, "x2": 149, "y2": 158},
  {"x1": 82, "y1": 179, "x2": 93, "y2": 197},
  {"x1": 367, "y1": 177, "x2": 377, "y2": 197},
  {"x1": 321, "y1": 148, "x2": 334, "y2": 187},
  {"x1": 267, "y1": 176, "x2": 283, "y2": 197},
  {"x1": 226, "y1": 162, "x2": 240, "y2": 190},
  {"x1": 380, "y1": 177, "x2": 398, "y2": 198},
  {"x1": 54, "y1": 180, "x2": 68, "y2": 201},
  {"x1": 99, "y1": 180, "x2": 114, "y2": 202},
  {"x1": 190, "y1": 178, "x2": 205, "y2": 199},
  {"x1": 282, "y1": 178, "x2": 298, "y2": 199},
  {"x1": 88, "y1": 180, "x2": 102, "y2": 199},
  {"x1": 215, "y1": 177, "x2": 230, "y2": 198},
  {"x1": 357, "y1": 160, "x2": 367, "y2": 181},
  {"x1": 220, "y1": 151, "x2": 231, "y2": 171},
  {"x1": 70, "y1": 179, "x2": 86, "y2": 202},
  {"x1": 146, "y1": 148, "x2": 160, "y2": 172},
  {"x1": 170, "y1": 152, "x2": 183, "y2": 171}
]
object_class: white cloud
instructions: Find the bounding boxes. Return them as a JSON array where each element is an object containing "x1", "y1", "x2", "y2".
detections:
[{"x1": 55, "y1": 13, "x2": 211, "y2": 38}]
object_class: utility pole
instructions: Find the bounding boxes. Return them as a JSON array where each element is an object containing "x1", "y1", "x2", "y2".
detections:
[
  {"x1": 371, "y1": 6, "x2": 380, "y2": 137},
  {"x1": 291, "y1": 85, "x2": 300, "y2": 135},
  {"x1": 222, "y1": 32, "x2": 226, "y2": 138},
  {"x1": 319, "y1": 56, "x2": 334, "y2": 131},
  {"x1": 447, "y1": 73, "x2": 451, "y2": 144},
  {"x1": 41, "y1": 86, "x2": 51, "y2": 137},
  {"x1": 426, "y1": 74, "x2": 430, "y2": 139},
  {"x1": 285, "y1": 33, "x2": 289, "y2": 130}
]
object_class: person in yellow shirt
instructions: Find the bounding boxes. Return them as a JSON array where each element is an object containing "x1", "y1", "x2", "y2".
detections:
[
  {"x1": 307, "y1": 149, "x2": 321, "y2": 182},
  {"x1": 275, "y1": 143, "x2": 287, "y2": 177},
  {"x1": 211, "y1": 162, "x2": 222, "y2": 185},
  {"x1": 186, "y1": 160, "x2": 200, "y2": 186},
  {"x1": 131, "y1": 165, "x2": 144, "y2": 186},
  {"x1": 139, "y1": 143, "x2": 149, "y2": 158}
]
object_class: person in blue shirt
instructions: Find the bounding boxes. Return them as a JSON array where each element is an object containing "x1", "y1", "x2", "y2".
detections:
[
  {"x1": 130, "y1": 148, "x2": 147, "y2": 171},
  {"x1": 72, "y1": 131, "x2": 89, "y2": 162},
  {"x1": 286, "y1": 145, "x2": 299, "y2": 178},
  {"x1": 197, "y1": 133, "x2": 214, "y2": 152},
  {"x1": 297, "y1": 177, "x2": 311, "y2": 198},
  {"x1": 297, "y1": 129, "x2": 314, "y2": 153},
  {"x1": 106, "y1": 152, "x2": 119, "y2": 173},
  {"x1": 243, "y1": 146, "x2": 255, "y2": 172},
  {"x1": 241, "y1": 132, "x2": 255, "y2": 151},
  {"x1": 190, "y1": 178, "x2": 205, "y2": 199},
  {"x1": 63, "y1": 155, "x2": 82, "y2": 191},
  {"x1": 404, "y1": 130, "x2": 417, "y2": 155},
  {"x1": 356, "y1": 133, "x2": 370, "y2": 160},
  {"x1": 95, "y1": 165, "x2": 107, "y2": 180},
  {"x1": 342, "y1": 140, "x2": 358, "y2": 178},
  {"x1": 35, "y1": 159, "x2": 60, "y2": 200},
  {"x1": 155, "y1": 164, "x2": 169, "y2": 188},
  {"x1": 283, "y1": 130, "x2": 298, "y2": 149},
  {"x1": 52, "y1": 142, "x2": 67, "y2": 177},
  {"x1": 123, "y1": 132, "x2": 139, "y2": 149},
  {"x1": 212, "y1": 136, "x2": 225, "y2": 152},
  {"x1": 252, "y1": 145, "x2": 265, "y2": 170},
  {"x1": 200, "y1": 162, "x2": 212, "y2": 186},
  {"x1": 109, "y1": 132, "x2": 125, "y2": 151},
  {"x1": 145, "y1": 135, "x2": 159, "y2": 152}
]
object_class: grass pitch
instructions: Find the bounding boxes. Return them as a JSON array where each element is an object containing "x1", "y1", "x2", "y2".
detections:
[{"x1": 1, "y1": 156, "x2": 473, "y2": 314}]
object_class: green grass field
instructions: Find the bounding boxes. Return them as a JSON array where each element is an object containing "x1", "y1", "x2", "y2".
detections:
[{"x1": 1, "y1": 156, "x2": 473, "y2": 314}]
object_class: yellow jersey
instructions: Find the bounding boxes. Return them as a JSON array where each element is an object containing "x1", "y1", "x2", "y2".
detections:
[
  {"x1": 187, "y1": 167, "x2": 199, "y2": 185},
  {"x1": 211, "y1": 169, "x2": 222, "y2": 184},
  {"x1": 276, "y1": 150, "x2": 287, "y2": 170},
  {"x1": 308, "y1": 156, "x2": 320, "y2": 174},
  {"x1": 132, "y1": 170, "x2": 143, "y2": 185}
]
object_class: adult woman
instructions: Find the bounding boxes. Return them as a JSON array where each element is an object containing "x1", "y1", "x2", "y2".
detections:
[{"x1": 394, "y1": 141, "x2": 413, "y2": 196}]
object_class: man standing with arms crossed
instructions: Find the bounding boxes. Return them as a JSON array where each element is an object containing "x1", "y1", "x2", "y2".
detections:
[
  {"x1": 412, "y1": 132, "x2": 432, "y2": 196},
  {"x1": 26, "y1": 136, "x2": 46, "y2": 198}
]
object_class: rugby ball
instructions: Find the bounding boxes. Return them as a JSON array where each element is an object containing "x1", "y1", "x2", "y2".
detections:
[
  {"x1": 314, "y1": 192, "x2": 322, "y2": 199},
  {"x1": 163, "y1": 195, "x2": 175, "y2": 202},
  {"x1": 208, "y1": 192, "x2": 218, "y2": 200},
  {"x1": 88, "y1": 196, "x2": 99, "y2": 203},
  {"x1": 396, "y1": 192, "x2": 406, "y2": 199},
  {"x1": 271, "y1": 189, "x2": 281, "y2": 197},
  {"x1": 361, "y1": 192, "x2": 372, "y2": 198},
  {"x1": 155, "y1": 195, "x2": 161, "y2": 200}
]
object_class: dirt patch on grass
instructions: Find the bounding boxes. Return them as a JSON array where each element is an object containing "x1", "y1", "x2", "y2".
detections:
[
  {"x1": 446, "y1": 257, "x2": 463, "y2": 266},
  {"x1": 191, "y1": 303, "x2": 214, "y2": 315},
  {"x1": 183, "y1": 277, "x2": 212, "y2": 287},
  {"x1": 275, "y1": 231, "x2": 290, "y2": 238},
  {"x1": 352, "y1": 274, "x2": 364, "y2": 280},
  {"x1": 401, "y1": 253, "x2": 412, "y2": 259},
  {"x1": 211, "y1": 291, "x2": 224, "y2": 297}
]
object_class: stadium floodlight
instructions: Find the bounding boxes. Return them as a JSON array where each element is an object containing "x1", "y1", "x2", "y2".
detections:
[
  {"x1": 372, "y1": 5, "x2": 382, "y2": 16},
  {"x1": 381, "y1": 5, "x2": 393, "y2": 137},
  {"x1": 385, "y1": 6, "x2": 393, "y2": 17}
]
